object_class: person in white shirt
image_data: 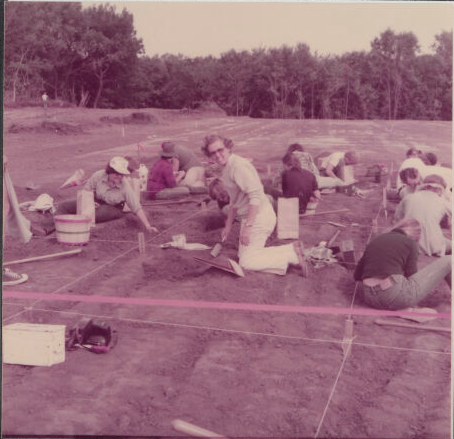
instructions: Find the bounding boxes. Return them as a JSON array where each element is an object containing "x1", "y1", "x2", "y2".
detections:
[
  {"x1": 318, "y1": 151, "x2": 358, "y2": 184},
  {"x1": 394, "y1": 175, "x2": 452, "y2": 256},
  {"x1": 424, "y1": 152, "x2": 452, "y2": 200},
  {"x1": 201, "y1": 135, "x2": 307, "y2": 276}
]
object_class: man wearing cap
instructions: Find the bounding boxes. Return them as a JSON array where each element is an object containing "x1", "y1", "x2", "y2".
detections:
[
  {"x1": 147, "y1": 143, "x2": 191, "y2": 199},
  {"x1": 161, "y1": 141, "x2": 206, "y2": 190},
  {"x1": 394, "y1": 174, "x2": 452, "y2": 256},
  {"x1": 41, "y1": 156, "x2": 158, "y2": 233}
]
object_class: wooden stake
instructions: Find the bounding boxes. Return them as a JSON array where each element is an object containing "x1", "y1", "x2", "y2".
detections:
[
  {"x1": 267, "y1": 164, "x2": 271, "y2": 177},
  {"x1": 172, "y1": 419, "x2": 226, "y2": 438},
  {"x1": 328, "y1": 221, "x2": 347, "y2": 228},
  {"x1": 138, "y1": 232, "x2": 145, "y2": 255},
  {"x1": 3, "y1": 249, "x2": 82, "y2": 266},
  {"x1": 300, "y1": 208, "x2": 349, "y2": 217},
  {"x1": 341, "y1": 318, "x2": 354, "y2": 357},
  {"x1": 375, "y1": 318, "x2": 450, "y2": 333}
]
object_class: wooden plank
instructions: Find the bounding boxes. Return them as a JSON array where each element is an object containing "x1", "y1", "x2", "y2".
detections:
[
  {"x1": 277, "y1": 197, "x2": 299, "y2": 239},
  {"x1": 3, "y1": 249, "x2": 82, "y2": 266},
  {"x1": 172, "y1": 419, "x2": 227, "y2": 438},
  {"x1": 300, "y1": 208, "x2": 349, "y2": 218},
  {"x1": 327, "y1": 230, "x2": 341, "y2": 247},
  {"x1": 340, "y1": 239, "x2": 356, "y2": 266},
  {"x1": 375, "y1": 318, "x2": 450, "y2": 333},
  {"x1": 143, "y1": 199, "x2": 200, "y2": 207}
]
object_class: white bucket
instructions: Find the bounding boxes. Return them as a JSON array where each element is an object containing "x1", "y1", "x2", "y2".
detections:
[{"x1": 54, "y1": 214, "x2": 91, "y2": 246}]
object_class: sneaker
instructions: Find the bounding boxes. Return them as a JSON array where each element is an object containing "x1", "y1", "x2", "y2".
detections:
[{"x1": 2, "y1": 267, "x2": 28, "y2": 286}]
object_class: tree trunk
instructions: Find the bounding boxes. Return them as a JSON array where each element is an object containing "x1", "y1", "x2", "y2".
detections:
[
  {"x1": 311, "y1": 83, "x2": 315, "y2": 119},
  {"x1": 93, "y1": 73, "x2": 104, "y2": 109},
  {"x1": 345, "y1": 83, "x2": 350, "y2": 120}
]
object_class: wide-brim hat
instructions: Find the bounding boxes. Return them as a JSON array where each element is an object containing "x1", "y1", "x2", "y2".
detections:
[
  {"x1": 161, "y1": 141, "x2": 176, "y2": 158},
  {"x1": 109, "y1": 156, "x2": 130, "y2": 175}
]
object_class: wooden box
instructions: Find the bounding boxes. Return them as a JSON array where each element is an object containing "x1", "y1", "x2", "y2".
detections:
[{"x1": 277, "y1": 197, "x2": 299, "y2": 240}]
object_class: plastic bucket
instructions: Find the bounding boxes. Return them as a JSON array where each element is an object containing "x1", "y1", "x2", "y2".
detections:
[{"x1": 54, "y1": 214, "x2": 91, "y2": 246}]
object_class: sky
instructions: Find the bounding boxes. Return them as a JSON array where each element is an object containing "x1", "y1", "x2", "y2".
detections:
[{"x1": 83, "y1": 1, "x2": 454, "y2": 58}]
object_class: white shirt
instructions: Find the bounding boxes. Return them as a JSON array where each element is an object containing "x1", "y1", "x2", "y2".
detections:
[
  {"x1": 425, "y1": 165, "x2": 453, "y2": 191},
  {"x1": 221, "y1": 154, "x2": 268, "y2": 219},
  {"x1": 396, "y1": 157, "x2": 427, "y2": 189},
  {"x1": 320, "y1": 152, "x2": 344, "y2": 170},
  {"x1": 395, "y1": 190, "x2": 452, "y2": 256}
]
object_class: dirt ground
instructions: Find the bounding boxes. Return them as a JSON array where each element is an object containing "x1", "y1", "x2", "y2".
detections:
[{"x1": 2, "y1": 106, "x2": 452, "y2": 439}]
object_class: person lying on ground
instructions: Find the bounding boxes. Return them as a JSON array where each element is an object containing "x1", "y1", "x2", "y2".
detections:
[
  {"x1": 354, "y1": 218, "x2": 451, "y2": 310},
  {"x1": 147, "y1": 143, "x2": 190, "y2": 200},
  {"x1": 281, "y1": 152, "x2": 320, "y2": 214},
  {"x1": 3, "y1": 155, "x2": 30, "y2": 285},
  {"x1": 41, "y1": 156, "x2": 158, "y2": 234},
  {"x1": 394, "y1": 175, "x2": 452, "y2": 257},
  {"x1": 318, "y1": 151, "x2": 358, "y2": 185},
  {"x1": 162, "y1": 141, "x2": 206, "y2": 190},
  {"x1": 202, "y1": 134, "x2": 307, "y2": 275}
]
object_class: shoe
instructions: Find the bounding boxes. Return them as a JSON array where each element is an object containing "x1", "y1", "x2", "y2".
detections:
[
  {"x1": 293, "y1": 241, "x2": 308, "y2": 277},
  {"x1": 3, "y1": 267, "x2": 28, "y2": 286}
]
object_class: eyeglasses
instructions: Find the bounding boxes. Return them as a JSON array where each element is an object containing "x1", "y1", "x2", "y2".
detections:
[{"x1": 208, "y1": 146, "x2": 225, "y2": 157}]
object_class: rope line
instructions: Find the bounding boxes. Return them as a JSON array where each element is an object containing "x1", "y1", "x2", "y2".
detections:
[{"x1": 4, "y1": 305, "x2": 449, "y2": 357}]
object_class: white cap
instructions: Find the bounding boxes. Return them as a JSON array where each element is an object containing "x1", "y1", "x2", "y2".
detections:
[{"x1": 109, "y1": 156, "x2": 130, "y2": 175}]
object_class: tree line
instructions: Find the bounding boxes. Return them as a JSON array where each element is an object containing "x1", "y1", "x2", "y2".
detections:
[{"x1": 4, "y1": 2, "x2": 452, "y2": 121}]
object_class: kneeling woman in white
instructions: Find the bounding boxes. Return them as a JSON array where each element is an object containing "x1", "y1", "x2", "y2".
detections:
[{"x1": 202, "y1": 135, "x2": 305, "y2": 275}]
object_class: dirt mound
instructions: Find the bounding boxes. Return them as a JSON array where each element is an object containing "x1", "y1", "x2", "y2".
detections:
[
  {"x1": 180, "y1": 101, "x2": 227, "y2": 116},
  {"x1": 100, "y1": 112, "x2": 158, "y2": 125},
  {"x1": 8, "y1": 121, "x2": 84, "y2": 135}
]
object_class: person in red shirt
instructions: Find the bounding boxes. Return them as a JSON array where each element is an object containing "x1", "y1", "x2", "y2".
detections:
[{"x1": 147, "y1": 143, "x2": 190, "y2": 200}]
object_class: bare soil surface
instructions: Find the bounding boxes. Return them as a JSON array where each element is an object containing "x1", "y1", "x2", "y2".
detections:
[{"x1": 2, "y1": 106, "x2": 452, "y2": 439}]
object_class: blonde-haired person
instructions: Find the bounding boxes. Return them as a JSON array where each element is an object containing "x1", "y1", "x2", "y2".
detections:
[
  {"x1": 354, "y1": 218, "x2": 451, "y2": 310},
  {"x1": 202, "y1": 135, "x2": 306, "y2": 275},
  {"x1": 318, "y1": 150, "x2": 358, "y2": 182},
  {"x1": 394, "y1": 174, "x2": 452, "y2": 256}
]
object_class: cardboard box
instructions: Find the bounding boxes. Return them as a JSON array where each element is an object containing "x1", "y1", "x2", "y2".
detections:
[{"x1": 3, "y1": 323, "x2": 66, "y2": 366}]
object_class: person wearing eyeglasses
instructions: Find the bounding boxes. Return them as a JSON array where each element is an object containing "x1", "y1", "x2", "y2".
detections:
[{"x1": 201, "y1": 134, "x2": 307, "y2": 276}]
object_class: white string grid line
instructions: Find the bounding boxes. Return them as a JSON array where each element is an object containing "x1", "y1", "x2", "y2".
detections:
[
  {"x1": 3, "y1": 207, "x2": 213, "y2": 323},
  {"x1": 5, "y1": 305, "x2": 449, "y2": 357}
]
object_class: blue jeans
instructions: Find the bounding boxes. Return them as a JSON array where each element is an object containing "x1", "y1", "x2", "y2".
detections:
[{"x1": 363, "y1": 256, "x2": 451, "y2": 310}]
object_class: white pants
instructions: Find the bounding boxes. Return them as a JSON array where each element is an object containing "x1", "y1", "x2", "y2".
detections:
[
  {"x1": 238, "y1": 201, "x2": 298, "y2": 275},
  {"x1": 316, "y1": 175, "x2": 346, "y2": 189},
  {"x1": 181, "y1": 166, "x2": 205, "y2": 187}
]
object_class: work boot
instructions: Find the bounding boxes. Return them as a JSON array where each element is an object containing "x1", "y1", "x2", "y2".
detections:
[{"x1": 2, "y1": 267, "x2": 28, "y2": 286}]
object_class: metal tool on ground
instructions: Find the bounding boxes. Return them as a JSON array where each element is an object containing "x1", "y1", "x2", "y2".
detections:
[
  {"x1": 172, "y1": 419, "x2": 227, "y2": 438},
  {"x1": 193, "y1": 256, "x2": 245, "y2": 277},
  {"x1": 374, "y1": 318, "x2": 450, "y2": 333},
  {"x1": 300, "y1": 208, "x2": 349, "y2": 217},
  {"x1": 3, "y1": 249, "x2": 82, "y2": 266}
]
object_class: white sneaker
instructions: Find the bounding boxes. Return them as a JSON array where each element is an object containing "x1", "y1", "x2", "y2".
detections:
[{"x1": 2, "y1": 268, "x2": 28, "y2": 286}]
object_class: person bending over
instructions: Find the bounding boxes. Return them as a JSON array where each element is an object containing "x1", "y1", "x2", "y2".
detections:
[
  {"x1": 161, "y1": 141, "x2": 206, "y2": 189},
  {"x1": 202, "y1": 134, "x2": 306, "y2": 275},
  {"x1": 394, "y1": 175, "x2": 452, "y2": 256},
  {"x1": 43, "y1": 156, "x2": 157, "y2": 233},
  {"x1": 354, "y1": 218, "x2": 451, "y2": 310},
  {"x1": 147, "y1": 143, "x2": 190, "y2": 200},
  {"x1": 281, "y1": 152, "x2": 320, "y2": 214}
]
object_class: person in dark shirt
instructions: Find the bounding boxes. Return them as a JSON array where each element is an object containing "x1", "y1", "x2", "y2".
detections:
[
  {"x1": 354, "y1": 218, "x2": 451, "y2": 310},
  {"x1": 281, "y1": 152, "x2": 320, "y2": 213}
]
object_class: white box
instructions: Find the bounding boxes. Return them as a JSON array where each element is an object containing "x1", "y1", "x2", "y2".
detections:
[
  {"x1": 3, "y1": 323, "x2": 65, "y2": 366},
  {"x1": 277, "y1": 197, "x2": 299, "y2": 240}
]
